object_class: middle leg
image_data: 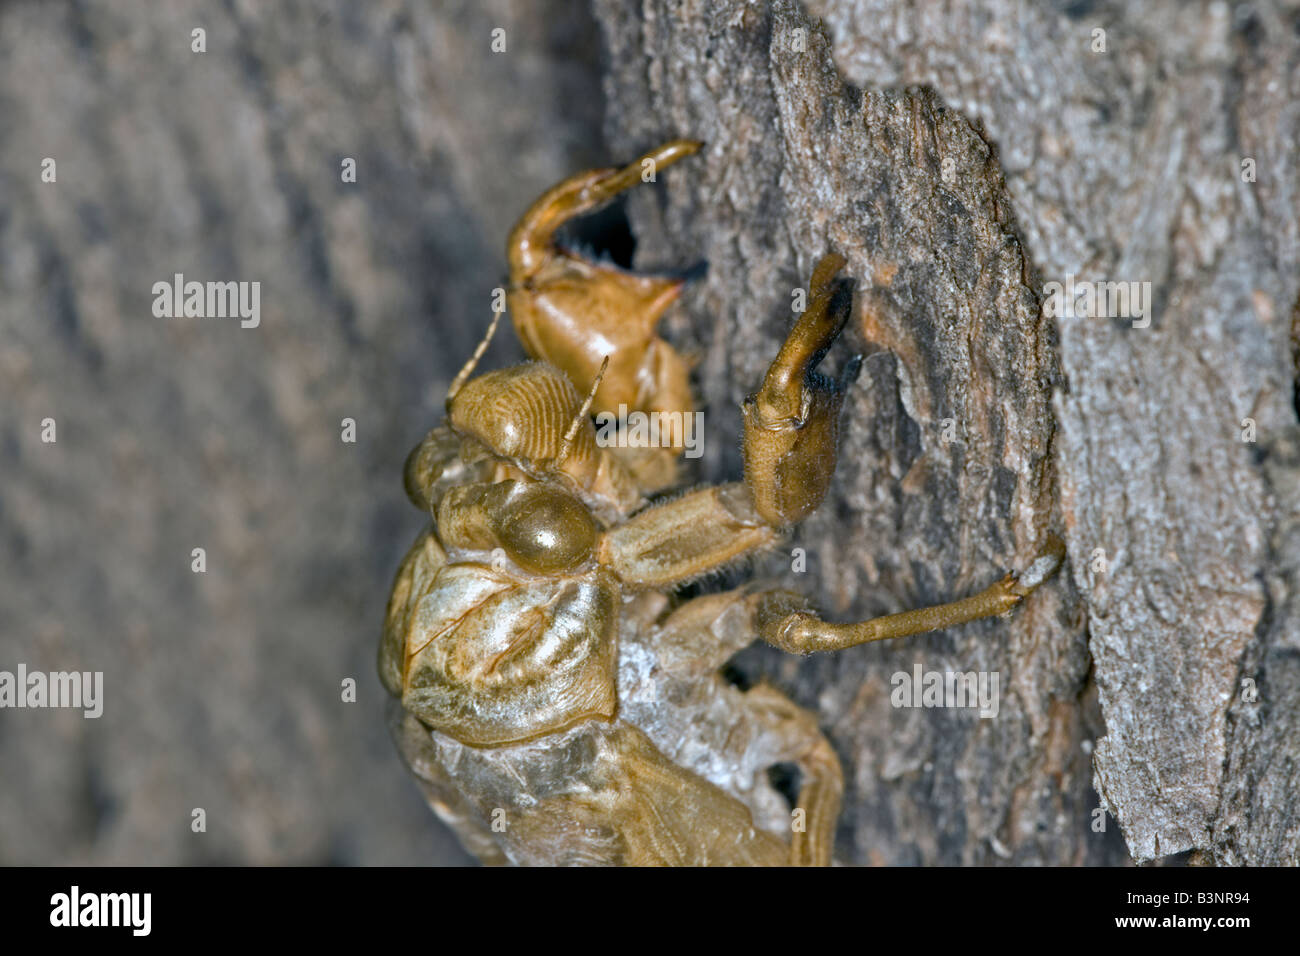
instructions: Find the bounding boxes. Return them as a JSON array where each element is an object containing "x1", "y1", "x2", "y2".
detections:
[{"x1": 751, "y1": 536, "x2": 1067, "y2": 654}]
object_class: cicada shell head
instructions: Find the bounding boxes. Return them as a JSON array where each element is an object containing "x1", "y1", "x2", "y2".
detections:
[{"x1": 447, "y1": 362, "x2": 602, "y2": 486}]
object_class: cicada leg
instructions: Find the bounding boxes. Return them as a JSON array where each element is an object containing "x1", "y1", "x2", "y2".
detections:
[
  {"x1": 752, "y1": 536, "x2": 1067, "y2": 653},
  {"x1": 650, "y1": 588, "x2": 844, "y2": 866},
  {"x1": 506, "y1": 140, "x2": 703, "y2": 488}
]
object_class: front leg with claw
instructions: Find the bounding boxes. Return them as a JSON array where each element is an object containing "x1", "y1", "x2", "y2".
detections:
[
  {"x1": 506, "y1": 139, "x2": 703, "y2": 430},
  {"x1": 735, "y1": 253, "x2": 1066, "y2": 651},
  {"x1": 599, "y1": 251, "x2": 1066, "y2": 624},
  {"x1": 742, "y1": 252, "x2": 859, "y2": 527}
]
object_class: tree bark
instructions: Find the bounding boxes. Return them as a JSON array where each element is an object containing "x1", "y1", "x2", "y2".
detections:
[
  {"x1": 3, "y1": 0, "x2": 1296, "y2": 865},
  {"x1": 592, "y1": 0, "x2": 1300, "y2": 865}
]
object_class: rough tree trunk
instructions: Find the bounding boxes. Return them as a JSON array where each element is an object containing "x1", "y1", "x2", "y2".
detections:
[
  {"x1": 592, "y1": 0, "x2": 1300, "y2": 865},
  {"x1": 2, "y1": 0, "x2": 1295, "y2": 865}
]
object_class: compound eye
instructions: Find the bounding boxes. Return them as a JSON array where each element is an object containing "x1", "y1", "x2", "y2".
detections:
[{"x1": 498, "y1": 486, "x2": 598, "y2": 574}]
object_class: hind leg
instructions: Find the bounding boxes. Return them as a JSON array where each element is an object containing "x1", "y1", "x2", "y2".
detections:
[
  {"x1": 740, "y1": 683, "x2": 844, "y2": 866},
  {"x1": 651, "y1": 589, "x2": 843, "y2": 866}
]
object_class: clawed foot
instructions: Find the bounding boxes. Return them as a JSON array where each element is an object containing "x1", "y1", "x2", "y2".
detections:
[
  {"x1": 742, "y1": 253, "x2": 856, "y2": 527},
  {"x1": 505, "y1": 139, "x2": 703, "y2": 423},
  {"x1": 1008, "y1": 533, "x2": 1067, "y2": 597}
]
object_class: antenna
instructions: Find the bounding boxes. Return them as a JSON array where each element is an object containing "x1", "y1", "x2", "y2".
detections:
[
  {"x1": 445, "y1": 305, "x2": 504, "y2": 408},
  {"x1": 554, "y1": 356, "x2": 609, "y2": 469}
]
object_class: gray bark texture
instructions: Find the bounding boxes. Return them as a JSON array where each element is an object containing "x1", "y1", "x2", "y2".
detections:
[
  {"x1": 593, "y1": 0, "x2": 1300, "y2": 865},
  {"x1": 2, "y1": 0, "x2": 1296, "y2": 865}
]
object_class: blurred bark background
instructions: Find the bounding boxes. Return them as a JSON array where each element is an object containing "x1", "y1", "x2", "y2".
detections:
[{"x1": 2, "y1": 0, "x2": 1296, "y2": 865}]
